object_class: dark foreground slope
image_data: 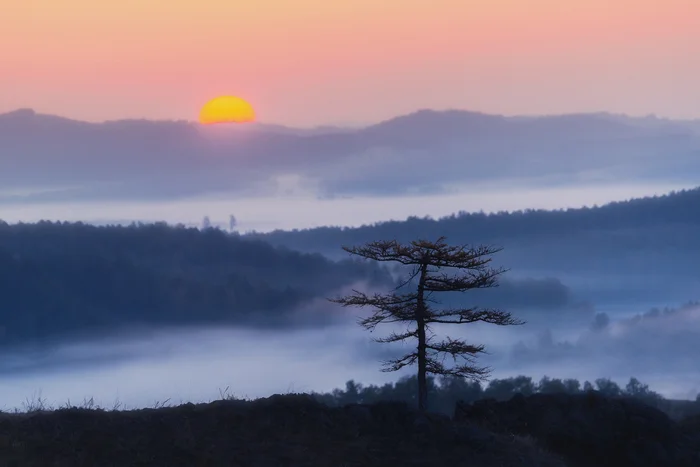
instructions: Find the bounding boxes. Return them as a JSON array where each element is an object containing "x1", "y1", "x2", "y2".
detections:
[
  {"x1": 456, "y1": 391, "x2": 700, "y2": 467},
  {"x1": 0, "y1": 394, "x2": 567, "y2": 467},
  {"x1": 2, "y1": 392, "x2": 699, "y2": 467},
  {"x1": 0, "y1": 395, "x2": 565, "y2": 467}
]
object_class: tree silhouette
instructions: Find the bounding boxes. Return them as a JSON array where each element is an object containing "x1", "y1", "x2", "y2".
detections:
[{"x1": 330, "y1": 236, "x2": 524, "y2": 413}]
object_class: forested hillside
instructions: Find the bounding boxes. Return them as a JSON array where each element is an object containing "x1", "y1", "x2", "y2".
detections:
[
  {"x1": 0, "y1": 221, "x2": 392, "y2": 346},
  {"x1": 246, "y1": 187, "x2": 700, "y2": 311},
  {"x1": 251, "y1": 187, "x2": 700, "y2": 262}
]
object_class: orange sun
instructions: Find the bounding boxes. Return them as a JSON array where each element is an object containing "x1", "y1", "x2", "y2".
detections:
[{"x1": 199, "y1": 96, "x2": 255, "y2": 124}]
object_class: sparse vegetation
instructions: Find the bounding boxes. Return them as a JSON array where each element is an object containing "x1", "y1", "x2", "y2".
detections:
[
  {"x1": 0, "y1": 392, "x2": 573, "y2": 467},
  {"x1": 2, "y1": 374, "x2": 700, "y2": 467}
]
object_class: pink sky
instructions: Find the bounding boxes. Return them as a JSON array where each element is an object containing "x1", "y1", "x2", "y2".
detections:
[{"x1": 2, "y1": 0, "x2": 699, "y2": 126}]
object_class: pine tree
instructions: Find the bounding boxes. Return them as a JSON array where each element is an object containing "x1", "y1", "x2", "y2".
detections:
[{"x1": 330, "y1": 236, "x2": 524, "y2": 413}]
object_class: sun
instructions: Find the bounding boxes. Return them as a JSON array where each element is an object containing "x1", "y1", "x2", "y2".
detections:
[{"x1": 199, "y1": 96, "x2": 255, "y2": 125}]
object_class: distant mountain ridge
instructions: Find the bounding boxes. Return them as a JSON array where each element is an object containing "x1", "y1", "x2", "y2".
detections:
[
  {"x1": 2, "y1": 107, "x2": 699, "y2": 201},
  {"x1": 3, "y1": 107, "x2": 699, "y2": 134}
]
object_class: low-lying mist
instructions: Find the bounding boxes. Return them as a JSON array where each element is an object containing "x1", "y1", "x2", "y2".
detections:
[{"x1": 2, "y1": 299, "x2": 698, "y2": 412}]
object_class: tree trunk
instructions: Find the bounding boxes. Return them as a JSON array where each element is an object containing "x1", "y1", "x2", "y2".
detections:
[{"x1": 416, "y1": 262, "x2": 428, "y2": 413}]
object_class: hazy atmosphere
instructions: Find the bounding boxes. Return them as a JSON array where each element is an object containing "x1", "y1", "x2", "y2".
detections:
[{"x1": 1, "y1": 0, "x2": 699, "y2": 420}]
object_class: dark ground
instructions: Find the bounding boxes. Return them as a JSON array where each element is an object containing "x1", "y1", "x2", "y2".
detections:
[{"x1": 1, "y1": 392, "x2": 698, "y2": 467}]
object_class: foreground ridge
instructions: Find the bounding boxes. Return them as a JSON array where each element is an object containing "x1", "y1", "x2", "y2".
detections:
[{"x1": 2, "y1": 392, "x2": 699, "y2": 467}]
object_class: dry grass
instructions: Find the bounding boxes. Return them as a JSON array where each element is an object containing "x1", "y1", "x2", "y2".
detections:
[{"x1": 0, "y1": 392, "x2": 569, "y2": 467}]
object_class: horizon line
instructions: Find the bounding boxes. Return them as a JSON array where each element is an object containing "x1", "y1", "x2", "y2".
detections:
[{"x1": 2, "y1": 107, "x2": 699, "y2": 131}]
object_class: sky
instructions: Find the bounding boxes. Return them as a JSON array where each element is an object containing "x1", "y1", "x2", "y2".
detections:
[{"x1": 2, "y1": 0, "x2": 699, "y2": 127}]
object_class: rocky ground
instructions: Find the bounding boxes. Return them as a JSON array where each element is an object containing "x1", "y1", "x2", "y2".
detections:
[{"x1": 0, "y1": 391, "x2": 697, "y2": 467}]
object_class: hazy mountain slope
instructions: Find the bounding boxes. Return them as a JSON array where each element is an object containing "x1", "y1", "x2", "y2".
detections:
[
  {"x1": 248, "y1": 187, "x2": 700, "y2": 306},
  {"x1": 250, "y1": 187, "x2": 700, "y2": 255},
  {"x1": 0, "y1": 221, "x2": 392, "y2": 347},
  {"x1": 2, "y1": 108, "x2": 699, "y2": 201}
]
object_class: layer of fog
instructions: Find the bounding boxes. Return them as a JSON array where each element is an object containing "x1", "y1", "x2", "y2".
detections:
[
  {"x1": 0, "y1": 181, "x2": 689, "y2": 233},
  {"x1": 2, "y1": 296, "x2": 699, "y2": 413}
]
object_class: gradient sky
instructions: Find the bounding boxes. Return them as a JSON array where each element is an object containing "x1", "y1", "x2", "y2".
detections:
[{"x1": 2, "y1": 0, "x2": 699, "y2": 126}]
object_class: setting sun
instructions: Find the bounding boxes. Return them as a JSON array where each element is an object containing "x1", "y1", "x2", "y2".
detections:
[{"x1": 199, "y1": 96, "x2": 255, "y2": 125}]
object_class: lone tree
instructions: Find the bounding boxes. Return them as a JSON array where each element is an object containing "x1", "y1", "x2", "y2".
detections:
[{"x1": 330, "y1": 236, "x2": 524, "y2": 413}]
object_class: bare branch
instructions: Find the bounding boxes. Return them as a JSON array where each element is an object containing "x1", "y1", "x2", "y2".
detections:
[
  {"x1": 372, "y1": 328, "x2": 418, "y2": 344},
  {"x1": 425, "y1": 358, "x2": 491, "y2": 381},
  {"x1": 423, "y1": 336, "x2": 492, "y2": 381},
  {"x1": 426, "y1": 307, "x2": 526, "y2": 326},
  {"x1": 358, "y1": 312, "x2": 416, "y2": 331},
  {"x1": 330, "y1": 290, "x2": 418, "y2": 331},
  {"x1": 329, "y1": 289, "x2": 418, "y2": 308},
  {"x1": 423, "y1": 268, "x2": 507, "y2": 292},
  {"x1": 342, "y1": 238, "x2": 504, "y2": 269},
  {"x1": 425, "y1": 336, "x2": 486, "y2": 357},
  {"x1": 379, "y1": 352, "x2": 418, "y2": 372}
]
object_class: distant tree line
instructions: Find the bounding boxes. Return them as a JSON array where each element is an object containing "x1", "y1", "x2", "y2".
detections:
[
  {"x1": 309, "y1": 373, "x2": 700, "y2": 420},
  {"x1": 251, "y1": 188, "x2": 700, "y2": 274}
]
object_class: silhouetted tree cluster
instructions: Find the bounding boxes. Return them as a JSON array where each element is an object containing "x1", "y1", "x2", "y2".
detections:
[{"x1": 310, "y1": 373, "x2": 697, "y2": 419}]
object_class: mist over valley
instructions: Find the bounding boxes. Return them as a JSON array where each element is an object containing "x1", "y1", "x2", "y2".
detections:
[{"x1": 1, "y1": 185, "x2": 698, "y2": 411}]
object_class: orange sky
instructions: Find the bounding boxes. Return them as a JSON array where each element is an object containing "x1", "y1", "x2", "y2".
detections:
[{"x1": 2, "y1": 0, "x2": 699, "y2": 126}]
